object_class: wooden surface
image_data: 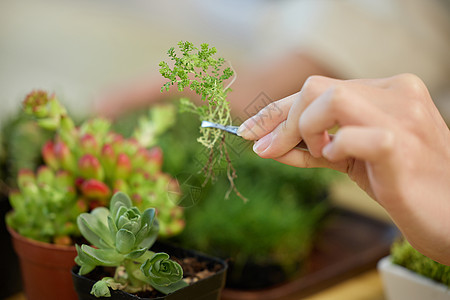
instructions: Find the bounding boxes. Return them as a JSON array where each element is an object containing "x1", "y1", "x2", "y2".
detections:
[{"x1": 305, "y1": 270, "x2": 385, "y2": 300}]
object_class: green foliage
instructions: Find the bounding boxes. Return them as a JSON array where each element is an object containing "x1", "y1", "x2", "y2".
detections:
[
  {"x1": 159, "y1": 41, "x2": 233, "y2": 102},
  {"x1": 159, "y1": 41, "x2": 233, "y2": 150},
  {"x1": 5, "y1": 167, "x2": 82, "y2": 244},
  {"x1": 75, "y1": 192, "x2": 187, "y2": 297},
  {"x1": 160, "y1": 41, "x2": 246, "y2": 199},
  {"x1": 180, "y1": 187, "x2": 328, "y2": 275},
  {"x1": 155, "y1": 108, "x2": 334, "y2": 279},
  {"x1": 9, "y1": 90, "x2": 184, "y2": 239},
  {"x1": 0, "y1": 111, "x2": 52, "y2": 192},
  {"x1": 133, "y1": 105, "x2": 176, "y2": 148},
  {"x1": 391, "y1": 239, "x2": 450, "y2": 286}
]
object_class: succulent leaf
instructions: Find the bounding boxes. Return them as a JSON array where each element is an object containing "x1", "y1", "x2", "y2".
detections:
[
  {"x1": 125, "y1": 247, "x2": 148, "y2": 260},
  {"x1": 75, "y1": 244, "x2": 98, "y2": 275},
  {"x1": 80, "y1": 179, "x2": 110, "y2": 199},
  {"x1": 74, "y1": 191, "x2": 183, "y2": 296},
  {"x1": 140, "y1": 252, "x2": 184, "y2": 286},
  {"x1": 110, "y1": 192, "x2": 132, "y2": 218},
  {"x1": 77, "y1": 208, "x2": 113, "y2": 248},
  {"x1": 115, "y1": 229, "x2": 136, "y2": 254},
  {"x1": 78, "y1": 154, "x2": 104, "y2": 181},
  {"x1": 90, "y1": 279, "x2": 111, "y2": 297},
  {"x1": 81, "y1": 245, "x2": 124, "y2": 266},
  {"x1": 41, "y1": 141, "x2": 59, "y2": 170},
  {"x1": 136, "y1": 221, "x2": 159, "y2": 249},
  {"x1": 107, "y1": 215, "x2": 118, "y2": 242}
]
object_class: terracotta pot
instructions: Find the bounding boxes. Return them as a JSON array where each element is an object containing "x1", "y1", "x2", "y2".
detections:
[{"x1": 7, "y1": 225, "x2": 78, "y2": 300}]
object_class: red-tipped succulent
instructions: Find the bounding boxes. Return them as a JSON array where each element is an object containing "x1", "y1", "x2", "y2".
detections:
[
  {"x1": 15, "y1": 90, "x2": 184, "y2": 239},
  {"x1": 78, "y1": 154, "x2": 104, "y2": 181}
]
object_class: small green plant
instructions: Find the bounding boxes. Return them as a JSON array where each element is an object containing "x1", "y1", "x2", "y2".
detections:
[
  {"x1": 75, "y1": 192, "x2": 187, "y2": 297},
  {"x1": 6, "y1": 167, "x2": 85, "y2": 244},
  {"x1": 159, "y1": 41, "x2": 244, "y2": 199},
  {"x1": 156, "y1": 112, "x2": 333, "y2": 286},
  {"x1": 391, "y1": 239, "x2": 450, "y2": 286},
  {"x1": 0, "y1": 111, "x2": 52, "y2": 196},
  {"x1": 5, "y1": 91, "x2": 183, "y2": 245},
  {"x1": 13, "y1": 90, "x2": 184, "y2": 238}
]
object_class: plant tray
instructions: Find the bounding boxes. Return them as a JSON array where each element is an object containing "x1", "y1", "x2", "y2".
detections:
[{"x1": 221, "y1": 208, "x2": 400, "y2": 300}]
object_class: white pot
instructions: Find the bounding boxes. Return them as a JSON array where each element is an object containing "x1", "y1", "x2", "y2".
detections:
[{"x1": 377, "y1": 256, "x2": 450, "y2": 300}]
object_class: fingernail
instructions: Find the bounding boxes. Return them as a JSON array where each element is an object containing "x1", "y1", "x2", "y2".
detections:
[
  {"x1": 322, "y1": 143, "x2": 333, "y2": 159},
  {"x1": 237, "y1": 118, "x2": 256, "y2": 138},
  {"x1": 253, "y1": 133, "x2": 272, "y2": 154}
]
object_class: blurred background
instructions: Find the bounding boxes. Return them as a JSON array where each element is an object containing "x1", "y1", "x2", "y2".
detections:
[
  {"x1": 1, "y1": 0, "x2": 450, "y2": 121},
  {"x1": 1, "y1": 0, "x2": 449, "y2": 299}
]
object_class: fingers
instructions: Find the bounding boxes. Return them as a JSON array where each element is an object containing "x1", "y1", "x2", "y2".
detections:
[
  {"x1": 299, "y1": 84, "x2": 391, "y2": 157},
  {"x1": 237, "y1": 93, "x2": 296, "y2": 139},
  {"x1": 245, "y1": 75, "x2": 398, "y2": 167},
  {"x1": 238, "y1": 76, "x2": 341, "y2": 141},
  {"x1": 271, "y1": 148, "x2": 348, "y2": 172},
  {"x1": 322, "y1": 126, "x2": 395, "y2": 163},
  {"x1": 242, "y1": 76, "x2": 343, "y2": 158}
]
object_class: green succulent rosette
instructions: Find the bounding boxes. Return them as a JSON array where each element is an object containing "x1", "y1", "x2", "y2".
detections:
[
  {"x1": 75, "y1": 192, "x2": 187, "y2": 297},
  {"x1": 141, "y1": 252, "x2": 184, "y2": 286}
]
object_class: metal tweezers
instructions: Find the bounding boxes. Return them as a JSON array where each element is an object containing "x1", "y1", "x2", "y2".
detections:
[{"x1": 201, "y1": 120, "x2": 310, "y2": 151}]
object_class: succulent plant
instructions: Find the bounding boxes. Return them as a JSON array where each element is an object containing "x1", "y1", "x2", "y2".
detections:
[
  {"x1": 16, "y1": 90, "x2": 184, "y2": 237},
  {"x1": 0, "y1": 111, "x2": 53, "y2": 193},
  {"x1": 75, "y1": 192, "x2": 187, "y2": 297},
  {"x1": 6, "y1": 166, "x2": 86, "y2": 244}
]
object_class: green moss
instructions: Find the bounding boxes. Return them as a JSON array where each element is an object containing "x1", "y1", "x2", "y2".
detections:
[{"x1": 391, "y1": 239, "x2": 450, "y2": 286}]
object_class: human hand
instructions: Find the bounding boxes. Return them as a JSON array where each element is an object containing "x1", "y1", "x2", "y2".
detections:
[{"x1": 238, "y1": 74, "x2": 450, "y2": 265}]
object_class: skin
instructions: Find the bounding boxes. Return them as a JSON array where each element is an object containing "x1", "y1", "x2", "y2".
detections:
[{"x1": 238, "y1": 74, "x2": 450, "y2": 265}]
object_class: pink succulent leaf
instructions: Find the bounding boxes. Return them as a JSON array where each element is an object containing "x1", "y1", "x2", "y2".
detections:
[
  {"x1": 55, "y1": 170, "x2": 75, "y2": 190},
  {"x1": 17, "y1": 169, "x2": 35, "y2": 189},
  {"x1": 42, "y1": 141, "x2": 60, "y2": 170},
  {"x1": 78, "y1": 154, "x2": 105, "y2": 181},
  {"x1": 36, "y1": 166, "x2": 54, "y2": 186},
  {"x1": 81, "y1": 179, "x2": 111, "y2": 199},
  {"x1": 80, "y1": 134, "x2": 100, "y2": 155},
  {"x1": 22, "y1": 90, "x2": 68, "y2": 131},
  {"x1": 59, "y1": 115, "x2": 77, "y2": 147},
  {"x1": 54, "y1": 141, "x2": 77, "y2": 173},
  {"x1": 114, "y1": 153, "x2": 132, "y2": 180},
  {"x1": 112, "y1": 179, "x2": 129, "y2": 195},
  {"x1": 100, "y1": 144, "x2": 116, "y2": 178}
]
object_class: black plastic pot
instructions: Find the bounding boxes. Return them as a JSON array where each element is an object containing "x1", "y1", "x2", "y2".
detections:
[
  {"x1": 71, "y1": 242, "x2": 228, "y2": 300},
  {"x1": 0, "y1": 196, "x2": 22, "y2": 298}
]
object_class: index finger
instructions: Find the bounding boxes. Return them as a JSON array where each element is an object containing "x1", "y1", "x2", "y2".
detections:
[{"x1": 237, "y1": 93, "x2": 296, "y2": 140}]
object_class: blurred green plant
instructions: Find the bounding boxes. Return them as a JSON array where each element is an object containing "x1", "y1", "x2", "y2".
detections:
[
  {"x1": 76, "y1": 192, "x2": 187, "y2": 297},
  {"x1": 5, "y1": 91, "x2": 184, "y2": 245},
  {"x1": 6, "y1": 167, "x2": 84, "y2": 244},
  {"x1": 147, "y1": 107, "x2": 335, "y2": 284},
  {"x1": 0, "y1": 111, "x2": 52, "y2": 195},
  {"x1": 391, "y1": 239, "x2": 450, "y2": 286}
]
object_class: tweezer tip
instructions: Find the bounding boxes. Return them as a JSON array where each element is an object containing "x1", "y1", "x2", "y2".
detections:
[{"x1": 201, "y1": 120, "x2": 215, "y2": 128}]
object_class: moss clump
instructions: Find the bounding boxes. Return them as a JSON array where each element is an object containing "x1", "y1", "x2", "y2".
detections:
[{"x1": 391, "y1": 239, "x2": 450, "y2": 286}]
